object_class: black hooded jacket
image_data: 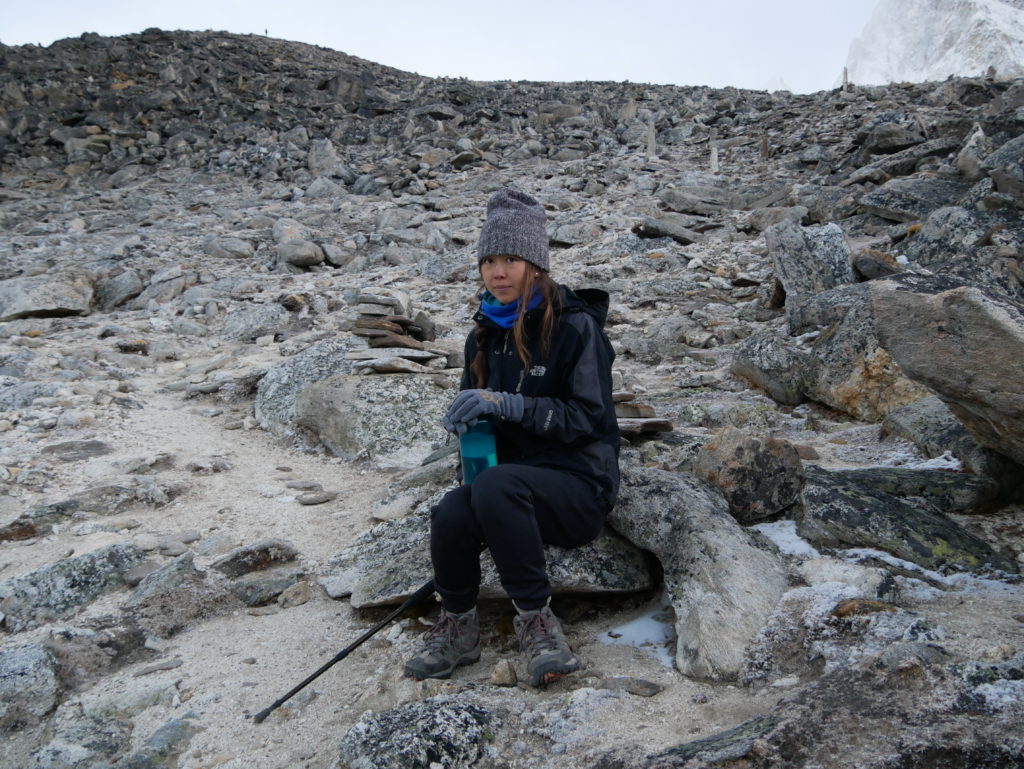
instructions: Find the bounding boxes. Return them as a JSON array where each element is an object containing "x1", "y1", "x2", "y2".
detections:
[{"x1": 460, "y1": 285, "x2": 620, "y2": 506}]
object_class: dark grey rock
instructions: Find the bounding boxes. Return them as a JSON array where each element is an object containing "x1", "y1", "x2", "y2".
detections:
[
  {"x1": 95, "y1": 269, "x2": 143, "y2": 310},
  {"x1": 202, "y1": 235, "x2": 254, "y2": 259},
  {"x1": 39, "y1": 440, "x2": 114, "y2": 462},
  {"x1": 828, "y1": 467, "x2": 1001, "y2": 514},
  {"x1": 0, "y1": 545, "x2": 147, "y2": 632},
  {"x1": 120, "y1": 717, "x2": 199, "y2": 769},
  {"x1": 858, "y1": 177, "x2": 970, "y2": 222},
  {"x1": 277, "y1": 239, "x2": 325, "y2": 267},
  {"x1": 337, "y1": 697, "x2": 497, "y2": 769},
  {"x1": 126, "y1": 553, "x2": 239, "y2": 638},
  {"x1": 632, "y1": 214, "x2": 704, "y2": 244},
  {"x1": 881, "y1": 396, "x2": 1024, "y2": 494},
  {"x1": 29, "y1": 712, "x2": 133, "y2": 767},
  {"x1": 229, "y1": 568, "x2": 303, "y2": 606},
  {"x1": 692, "y1": 427, "x2": 805, "y2": 523},
  {"x1": 797, "y1": 466, "x2": 1018, "y2": 574}
]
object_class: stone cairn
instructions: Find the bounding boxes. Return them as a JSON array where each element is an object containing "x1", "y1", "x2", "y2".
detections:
[{"x1": 347, "y1": 288, "x2": 448, "y2": 375}]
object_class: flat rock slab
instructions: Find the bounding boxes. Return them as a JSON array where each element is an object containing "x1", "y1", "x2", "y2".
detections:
[
  {"x1": 325, "y1": 497, "x2": 656, "y2": 608},
  {"x1": 798, "y1": 466, "x2": 1018, "y2": 574},
  {"x1": 0, "y1": 271, "x2": 94, "y2": 322},
  {"x1": 40, "y1": 440, "x2": 115, "y2": 462},
  {"x1": 872, "y1": 275, "x2": 1024, "y2": 467}
]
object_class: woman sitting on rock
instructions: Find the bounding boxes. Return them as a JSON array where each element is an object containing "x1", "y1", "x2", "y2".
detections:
[{"x1": 404, "y1": 188, "x2": 620, "y2": 687}]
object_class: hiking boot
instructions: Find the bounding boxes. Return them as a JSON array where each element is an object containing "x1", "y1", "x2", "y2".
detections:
[
  {"x1": 513, "y1": 605, "x2": 579, "y2": 687},
  {"x1": 404, "y1": 607, "x2": 481, "y2": 680}
]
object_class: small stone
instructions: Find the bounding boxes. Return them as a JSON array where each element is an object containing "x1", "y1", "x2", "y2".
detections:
[
  {"x1": 158, "y1": 541, "x2": 188, "y2": 557},
  {"x1": 278, "y1": 580, "x2": 311, "y2": 608},
  {"x1": 594, "y1": 676, "x2": 664, "y2": 697},
  {"x1": 297, "y1": 491, "x2": 337, "y2": 505},
  {"x1": 490, "y1": 659, "x2": 518, "y2": 687},
  {"x1": 285, "y1": 481, "x2": 323, "y2": 491}
]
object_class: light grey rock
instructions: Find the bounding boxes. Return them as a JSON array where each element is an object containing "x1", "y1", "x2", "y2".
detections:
[
  {"x1": 872, "y1": 274, "x2": 1024, "y2": 467},
  {"x1": 254, "y1": 338, "x2": 353, "y2": 441},
  {"x1": 0, "y1": 271, "x2": 94, "y2": 322},
  {"x1": 277, "y1": 239, "x2": 325, "y2": 267},
  {"x1": 0, "y1": 544, "x2": 147, "y2": 632},
  {"x1": 797, "y1": 285, "x2": 930, "y2": 422},
  {"x1": 202, "y1": 235, "x2": 254, "y2": 259},
  {"x1": 692, "y1": 427, "x2": 804, "y2": 523},
  {"x1": 765, "y1": 220, "x2": 855, "y2": 323},
  {"x1": 294, "y1": 374, "x2": 449, "y2": 467},
  {"x1": 326, "y1": 492, "x2": 655, "y2": 608},
  {"x1": 609, "y1": 462, "x2": 788, "y2": 680},
  {"x1": 0, "y1": 644, "x2": 59, "y2": 730},
  {"x1": 222, "y1": 302, "x2": 291, "y2": 342},
  {"x1": 730, "y1": 331, "x2": 809, "y2": 406},
  {"x1": 0, "y1": 380, "x2": 68, "y2": 410},
  {"x1": 337, "y1": 697, "x2": 496, "y2": 769},
  {"x1": 95, "y1": 269, "x2": 144, "y2": 310}
]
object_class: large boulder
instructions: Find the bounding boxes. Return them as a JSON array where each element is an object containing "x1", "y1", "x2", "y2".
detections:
[
  {"x1": 337, "y1": 697, "x2": 497, "y2": 769},
  {"x1": 692, "y1": 427, "x2": 805, "y2": 523},
  {"x1": 294, "y1": 373, "x2": 450, "y2": 467},
  {"x1": 872, "y1": 274, "x2": 1024, "y2": 466},
  {"x1": 797, "y1": 467, "x2": 1018, "y2": 574},
  {"x1": 254, "y1": 338, "x2": 353, "y2": 443},
  {"x1": 325, "y1": 493, "x2": 655, "y2": 608},
  {"x1": 609, "y1": 463, "x2": 789, "y2": 681},
  {"x1": 0, "y1": 544, "x2": 147, "y2": 632},
  {"x1": 764, "y1": 220, "x2": 855, "y2": 323},
  {"x1": 881, "y1": 395, "x2": 1024, "y2": 494},
  {"x1": 0, "y1": 644, "x2": 59, "y2": 730},
  {"x1": 0, "y1": 271, "x2": 94, "y2": 321}
]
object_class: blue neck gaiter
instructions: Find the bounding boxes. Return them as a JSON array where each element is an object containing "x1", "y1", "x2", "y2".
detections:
[{"x1": 479, "y1": 290, "x2": 544, "y2": 329}]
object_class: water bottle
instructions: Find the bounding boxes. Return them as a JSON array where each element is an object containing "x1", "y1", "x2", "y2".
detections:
[{"x1": 460, "y1": 416, "x2": 497, "y2": 484}]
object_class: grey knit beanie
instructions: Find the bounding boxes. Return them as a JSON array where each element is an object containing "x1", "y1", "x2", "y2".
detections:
[{"x1": 477, "y1": 188, "x2": 550, "y2": 271}]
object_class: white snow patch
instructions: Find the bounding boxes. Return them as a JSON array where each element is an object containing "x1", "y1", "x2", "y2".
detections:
[
  {"x1": 974, "y1": 680, "x2": 1024, "y2": 711},
  {"x1": 751, "y1": 520, "x2": 821, "y2": 558},
  {"x1": 599, "y1": 599, "x2": 676, "y2": 668},
  {"x1": 843, "y1": 548, "x2": 1022, "y2": 597}
]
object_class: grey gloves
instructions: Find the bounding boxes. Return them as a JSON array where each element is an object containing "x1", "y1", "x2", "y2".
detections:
[{"x1": 443, "y1": 389, "x2": 524, "y2": 434}]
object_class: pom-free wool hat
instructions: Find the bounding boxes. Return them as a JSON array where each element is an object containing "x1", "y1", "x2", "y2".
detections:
[{"x1": 477, "y1": 188, "x2": 549, "y2": 271}]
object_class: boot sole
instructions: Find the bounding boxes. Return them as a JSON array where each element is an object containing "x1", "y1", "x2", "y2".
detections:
[
  {"x1": 528, "y1": 656, "x2": 579, "y2": 687},
  {"x1": 404, "y1": 646, "x2": 481, "y2": 681}
]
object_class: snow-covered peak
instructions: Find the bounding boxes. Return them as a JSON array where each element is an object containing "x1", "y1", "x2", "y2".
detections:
[{"x1": 845, "y1": 0, "x2": 1024, "y2": 85}]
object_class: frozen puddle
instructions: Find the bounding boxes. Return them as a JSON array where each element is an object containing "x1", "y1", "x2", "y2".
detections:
[
  {"x1": 751, "y1": 519, "x2": 821, "y2": 558},
  {"x1": 598, "y1": 597, "x2": 676, "y2": 668}
]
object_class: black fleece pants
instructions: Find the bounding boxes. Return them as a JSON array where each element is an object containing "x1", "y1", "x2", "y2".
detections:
[{"x1": 430, "y1": 463, "x2": 609, "y2": 613}]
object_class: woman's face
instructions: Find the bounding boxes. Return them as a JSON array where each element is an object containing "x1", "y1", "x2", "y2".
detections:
[{"x1": 480, "y1": 255, "x2": 531, "y2": 305}]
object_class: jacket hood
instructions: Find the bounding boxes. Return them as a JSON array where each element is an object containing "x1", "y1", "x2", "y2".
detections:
[{"x1": 560, "y1": 286, "x2": 610, "y2": 329}]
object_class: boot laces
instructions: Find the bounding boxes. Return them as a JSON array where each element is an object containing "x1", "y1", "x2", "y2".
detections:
[
  {"x1": 518, "y1": 611, "x2": 561, "y2": 655},
  {"x1": 424, "y1": 611, "x2": 467, "y2": 652}
]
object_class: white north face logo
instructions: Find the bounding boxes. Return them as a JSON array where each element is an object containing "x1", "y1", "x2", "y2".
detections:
[{"x1": 529, "y1": 366, "x2": 547, "y2": 377}]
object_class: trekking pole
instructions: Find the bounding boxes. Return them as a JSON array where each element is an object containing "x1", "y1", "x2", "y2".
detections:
[{"x1": 253, "y1": 578, "x2": 435, "y2": 724}]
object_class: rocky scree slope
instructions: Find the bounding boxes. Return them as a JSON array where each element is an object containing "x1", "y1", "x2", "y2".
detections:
[{"x1": 1, "y1": 29, "x2": 1024, "y2": 769}]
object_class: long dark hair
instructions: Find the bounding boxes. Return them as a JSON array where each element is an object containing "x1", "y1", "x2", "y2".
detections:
[{"x1": 471, "y1": 271, "x2": 561, "y2": 389}]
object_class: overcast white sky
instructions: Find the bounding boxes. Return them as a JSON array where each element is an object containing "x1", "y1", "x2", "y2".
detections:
[{"x1": 2, "y1": 1, "x2": 879, "y2": 94}]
